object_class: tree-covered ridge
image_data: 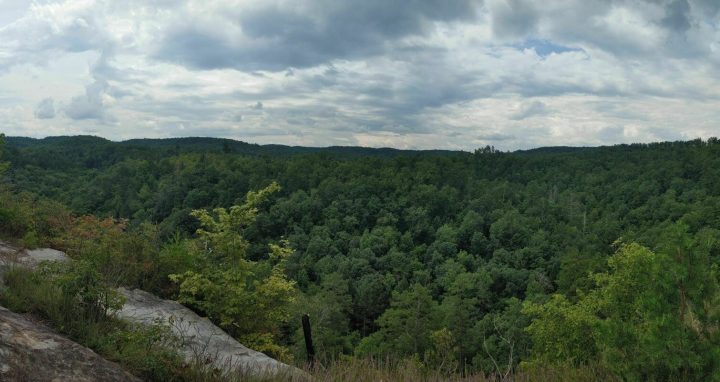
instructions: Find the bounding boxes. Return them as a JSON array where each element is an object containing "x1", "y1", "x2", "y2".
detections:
[
  {"x1": 4, "y1": 135, "x2": 462, "y2": 169},
  {"x1": 2, "y1": 135, "x2": 720, "y2": 378}
]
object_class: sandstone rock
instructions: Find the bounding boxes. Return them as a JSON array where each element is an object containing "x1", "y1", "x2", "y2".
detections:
[
  {"x1": 117, "y1": 287, "x2": 301, "y2": 379},
  {"x1": 0, "y1": 241, "x2": 69, "y2": 269},
  {"x1": 21, "y1": 247, "x2": 69, "y2": 265},
  {"x1": 0, "y1": 242, "x2": 302, "y2": 379},
  {"x1": 0, "y1": 306, "x2": 141, "y2": 382}
]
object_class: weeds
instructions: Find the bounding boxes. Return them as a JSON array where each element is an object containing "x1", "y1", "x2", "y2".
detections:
[{"x1": 0, "y1": 265, "x2": 189, "y2": 381}]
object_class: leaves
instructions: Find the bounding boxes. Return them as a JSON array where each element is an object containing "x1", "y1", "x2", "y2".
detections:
[
  {"x1": 524, "y1": 225, "x2": 720, "y2": 380},
  {"x1": 171, "y1": 183, "x2": 296, "y2": 359},
  {"x1": 0, "y1": 133, "x2": 9, "y2": 177}
]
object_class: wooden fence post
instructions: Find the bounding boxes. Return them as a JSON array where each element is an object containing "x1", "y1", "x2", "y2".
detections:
[{"x1": 302, "y1": 314, "x2": 315, "y2": 367}]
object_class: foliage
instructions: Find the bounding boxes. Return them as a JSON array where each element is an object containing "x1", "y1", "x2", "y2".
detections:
[
  {"x1": 524, "y1": 224, "x2": 720, "y2": 380},
  {"x1": 290, "y1": 272, "x2": 355, "y2": 363},
  {"x1": 171, "y1": 182, "x2": 296, "y2": 360},
  {"x1": 0, "y1": 265, "x2": 186, "y2": 381},
  {"x1": 0, "y1": 188, "x2": 72, "y2": 247},
  {"x1": 4, "y1": 136, "x2": 720, "y2": 376},
  {"x1": 0, "y1": 133, "x2": 9, "y2": 177},
  {"x1": 358, "y1": 284, "x2": 439, "y2": 358}
]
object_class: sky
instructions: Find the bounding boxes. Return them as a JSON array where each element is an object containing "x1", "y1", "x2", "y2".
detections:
[{"x1": 0, "y1": 0, "x2": 719, "y2": 151}]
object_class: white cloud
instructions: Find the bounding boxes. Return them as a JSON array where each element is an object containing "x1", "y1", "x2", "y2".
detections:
[
  {"x1": 0, "y1": 0, "x2": 718, "y2": 150},
  {"x1": 64, "y1": 79, "x2": 114, "y2": 121},
  {"x1": 34, "y1": 97, "x2": 55, "y2": 119},
  {"x1": 510, "y1": 100, "x2": 548, "y2": 120}
]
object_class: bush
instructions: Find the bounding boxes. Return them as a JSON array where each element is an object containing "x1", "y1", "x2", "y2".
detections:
[
  {"x1": 0, "y1": 188, "x2": 72, "y2": 246},
  {"x1": 0, "y1": 264, "x2": 187, "y2": 381}
]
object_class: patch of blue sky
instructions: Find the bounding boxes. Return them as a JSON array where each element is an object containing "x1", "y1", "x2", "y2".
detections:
[{"x1": 513, "y1": 39, "x2": 583, "y2": 57}]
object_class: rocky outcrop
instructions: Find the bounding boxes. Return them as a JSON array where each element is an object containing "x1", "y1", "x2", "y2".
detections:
[
  {"x1": 0, "y1": 306, "x2": 141, "y2": 382},
  {"x1": 0, "y1": 241, "x2": 302, "y2": 380},
  {"x1": 0, "y1": 241, "x2": 69, "y2": 265},
  {"x1": 117, "y1": 288, "x2": 299, "y2": 378},
  {"x1": 0, "y1": 242, "x2": 69, "y2": 281}
]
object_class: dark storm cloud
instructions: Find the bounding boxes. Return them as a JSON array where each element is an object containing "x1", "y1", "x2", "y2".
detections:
[{"x1": 154, "y1": 0, "x2": 481, "y2": 71}]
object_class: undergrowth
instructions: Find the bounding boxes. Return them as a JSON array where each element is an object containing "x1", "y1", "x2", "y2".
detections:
[
  {"x1": 1, "y1": 264, "x2": 195, "y2": 381},
  {"x1": 0, "y1": 263, "x2": 618, "y2": 382}
]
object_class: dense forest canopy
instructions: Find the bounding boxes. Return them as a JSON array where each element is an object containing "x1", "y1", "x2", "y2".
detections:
[{"x1": 2, "y1": 135, "x2": 720, "y2": 379}]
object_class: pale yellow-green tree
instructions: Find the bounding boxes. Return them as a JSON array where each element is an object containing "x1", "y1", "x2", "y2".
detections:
[{"x1": 170, "y1": 182, "x2": 297, "y2": 360}]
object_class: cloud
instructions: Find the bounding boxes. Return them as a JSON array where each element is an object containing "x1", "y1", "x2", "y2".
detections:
[
  {"x1": 0, "y1": 1, "x2": 113, "y2": 72},
  {"x1": 34, "y1": 98, "x2": 55, "y2": 119},
  {"x1": 513, "y1": 39, "x2": 582, "y2": 57},
  {"x1": 489, "y1": 0, "x2": 538, "y2": 39},
  {"x1": 154, "y1": 0, "x2": 481, "y2": 71},
  {"x1": 662, "y1": 0, "x2": 691, "y2": 33},
  {"x1": 510, "y1": 100, "x2": 549, "y2": 120},
  {"x1": 477, "y1": 132, "x2": 516, "y2": 141},
  {"x1": 0, "y1": 0, "x2": 719, "y2": 150},
  {"x1": 64, "y1": 80, "x2": 110, "y2": 121}
]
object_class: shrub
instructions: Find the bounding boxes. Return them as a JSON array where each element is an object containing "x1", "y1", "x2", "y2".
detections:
[{"x1": 0, "y1": 264, "x2": 185, "y2": 381}]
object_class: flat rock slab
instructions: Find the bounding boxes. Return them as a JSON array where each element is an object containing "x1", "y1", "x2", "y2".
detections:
[
  {"x1": 0, "y1": 242, "x2": 69, "y2": 284},
  {"x1": 0, "y1": 241, "x2": 16, "y2": 256},
  {"x1": 0, "y1": 306, "x2": 141, "y2": 382},
  {"x1": 22, "y1": 247, "x2": 69, "y2": 264},
  {"x1": 0, "y1": 241, "x2": 20, "y2": 267},
  {"x1": 117, "y1": 287, "x2": 301, "y2": 379},
  {"x1": 0, "y1": 241, "x2": 69, "y2": 268}
]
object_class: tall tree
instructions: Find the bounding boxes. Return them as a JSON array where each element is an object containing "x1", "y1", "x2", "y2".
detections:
[
  {"x1": 525, "y1": 225, "x2": 720, "y2": 380},
  {"x1": 374, "y1": 284, "x2": 439, "y2": 357},
  {"x1": 0, "y1": 133, "x2": 9, "y2": 177}
]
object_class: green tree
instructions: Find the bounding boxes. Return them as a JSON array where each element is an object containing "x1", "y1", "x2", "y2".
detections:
[
  {"x1": 471, "y1": 298, "x2": 531, "y2": 376},
  {"x1": 170, "y1": 183, "x2": 297, "y2": 359},
  {"x1": 0, "y1": 133, "x2": 9, "y2": 178},
  {"x1": 523, "y1": 293, "x2": 599, "y2": 366},
  {"x1": 292, "y1": 272, "x2": 354, "y2": 362},
  {"x1": 371, "y1": 284, "x2": 439, "y2": 357},
  {"x1": 525, "y1": 226, "x2": 720, "y2": 380},
  {"x1": 353, "y1": 272, "x2": 391, "y2": 335}
]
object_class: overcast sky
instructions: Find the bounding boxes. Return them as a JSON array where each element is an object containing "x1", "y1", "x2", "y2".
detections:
[{"x1": 0, "y1": 0, "x2": 719, "y2": 150}]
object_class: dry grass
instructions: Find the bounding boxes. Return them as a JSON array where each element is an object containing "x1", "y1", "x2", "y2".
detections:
[{"x1": 254, "y1": 358, "x2": 621, "y2": 382}]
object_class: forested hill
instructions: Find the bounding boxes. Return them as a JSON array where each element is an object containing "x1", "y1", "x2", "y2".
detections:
[
  {"x1": 4, "y1": 135, "x2": 462, "y2": 166},
  {"x1": 2, "y1": 134, "x2": 720, "y2": 379}
]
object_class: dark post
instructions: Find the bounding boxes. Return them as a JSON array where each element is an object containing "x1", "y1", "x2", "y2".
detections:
[{"x1": 302, "y1": 314, "x2": 315, "y2": 367}]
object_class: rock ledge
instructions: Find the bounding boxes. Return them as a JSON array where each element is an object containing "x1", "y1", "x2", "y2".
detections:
[{"x1": 0, "y1": 306, "x2": 141, "y2": 382}]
